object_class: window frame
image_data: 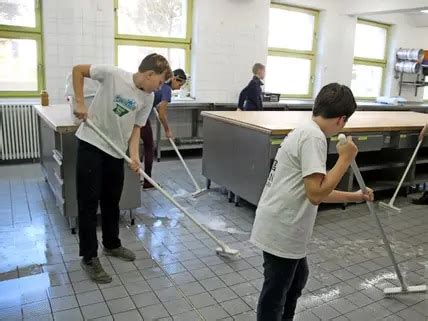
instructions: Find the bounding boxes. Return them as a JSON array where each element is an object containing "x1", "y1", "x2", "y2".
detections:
[
  {"x1": 114, "y1": 0, "x2": 193, "y2": 74},
  {"x1": 0, "y1": 0, "x2": 44, "y2": 97},
  {"x1": 268, "y1": 2, "x2": 319, "y2": 99},
  {"x1": 352, "y1": 19, "x2": 390, "y2": 100}
]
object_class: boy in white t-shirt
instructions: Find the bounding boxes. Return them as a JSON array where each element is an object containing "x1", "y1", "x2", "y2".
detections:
[
  {"x1": 73, "y1": 53, "x2": 172, "y2": 283},
  {"x1": 250, "y1": 83, "x2": 374, "y2": 321}
]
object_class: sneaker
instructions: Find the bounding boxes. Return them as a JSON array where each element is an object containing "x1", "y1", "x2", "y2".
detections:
[
  {"x1": 103, "y1": 246, "x2": 136, "y2": 261},
  {"x1": 412, "y1": 192, "x2": 428, "y2": 205},
  {"x1": 80, "y1": 258, "x2": 112, "y2": 284}
]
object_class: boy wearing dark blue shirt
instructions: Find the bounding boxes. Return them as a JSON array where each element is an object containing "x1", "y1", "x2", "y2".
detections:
[{"x1": 238, "y1": 63, "x2": 265, "y2": 111}]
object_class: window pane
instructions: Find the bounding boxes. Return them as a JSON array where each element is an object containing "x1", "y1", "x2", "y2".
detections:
[
  {"x1": 118, "y1": 45, "x2": 185, "y2": 73},
  {"x1": 351, "y1": 64, "x2": 383, "y2": 98},
  {"x1": 0, "y1": 38, "x2": 38, "y2": 91},
  {"x1": 265, "y1": 55, "x2": 311, "y2": 95},
  {"x1": 117, "y1": 0, "x2": 187, "y2": 39},
  {"x1": 0, "y1": 0, "x2": 36, "y2": 28},
  {"x1": 268, "y1": 7, "x2": 315, "y2": 51},
  {"x1": 354, "y1": 23, "x2": 387, "y2": 60}
]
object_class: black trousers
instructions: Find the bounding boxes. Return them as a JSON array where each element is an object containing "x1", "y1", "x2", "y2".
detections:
[
  {"x1": 257, "y1": 252, "x2": 309, "y2": 321},
  {"x1": 76, "y1": 139, "x2": 124, "y2": 261}
]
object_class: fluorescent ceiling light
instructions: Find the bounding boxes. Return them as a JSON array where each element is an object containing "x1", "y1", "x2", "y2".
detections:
[{"x1": 421, "y1": 10, "x2": 428, "y2": 13}]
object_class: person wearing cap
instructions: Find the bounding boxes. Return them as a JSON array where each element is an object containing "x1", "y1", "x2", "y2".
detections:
[
  {"x1": 413, "y1": 122, "x2": 428, "y2": 204},
  {"x1": 140, "y1": 68, "x2": 187, "y2": 189}
]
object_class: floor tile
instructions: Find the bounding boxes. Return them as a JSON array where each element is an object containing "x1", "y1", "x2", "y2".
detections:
[
  {"x1": 220, "y1": 297, "x2": 251, "y2": 316},
  {"x1": 106, "y1": 296, "x2": 135, "y2": 314},
  {"x1": 131, "y1": 291, "x2": 160, "y2": 308},
  {"x1": 138, "y1": 303, "x2": 170, "y2": 320},
  {"x1": 48, "y1": 285, "x2": 74, "y2": 299},
  {"x1": 172, "y1": 310, "x2": 203, "y2": 321},
  {"x1": 53, "y1": 307, "x2": 83, "y2": 321},
  {"x1": 198, "y1": 304, "x2": 229, "y2": 321},
  {"x1": 50, "y1": 295, "x2": 78, "y2": 312},
  {"x1": 188, "y1": 292, "x2": 217, "y2": 308},
  {"x1": 81, "y1": 301, "x2": 110, "y2": 320},
  {"x1": 76, "y1": 289, "x2": 105, "y2": 307},
  {"x1": 163, "y1": 298, "x2": 193, "y2": 315},
  {"x1": 101, "y1": 285, "x2": 128, "y2": 301},
  {"x1": 113, "y1": 309, "x2": 143, "y2": 321},
  {"x1": 210, "y1": 287, "x2": 238, "y2": 303},
  {"x1": 22, "y1": 300, "x2": 51, "y2": 318}
]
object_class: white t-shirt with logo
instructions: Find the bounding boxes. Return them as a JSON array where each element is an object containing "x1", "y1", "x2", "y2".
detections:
[
  {"x1": 75, "y1": 65, "x2": 154, "y2": 158},
  {"x1": 250, "y1": 120, "x2": 327, "y2": 259}
]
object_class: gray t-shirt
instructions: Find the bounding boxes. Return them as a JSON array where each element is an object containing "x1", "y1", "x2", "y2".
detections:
[
  {"x1": 250, "y1": 120, "x2": 327, "y2": 259},
  {"x1": 76, "y1": 65, "x2": 154, "y2": 158}
]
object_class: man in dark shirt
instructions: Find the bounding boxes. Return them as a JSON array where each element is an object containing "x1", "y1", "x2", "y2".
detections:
[
  {"x1": 238, "y1": 63, "x2": 266, "y2": 111},
  {"x1": 140, "y1": 69, "x2": 187, "y2": 189}
]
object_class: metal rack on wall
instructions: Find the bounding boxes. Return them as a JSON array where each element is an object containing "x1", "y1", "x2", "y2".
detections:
[{"x1": 395, "y1": 48, "x2": 428, "y2": 96}]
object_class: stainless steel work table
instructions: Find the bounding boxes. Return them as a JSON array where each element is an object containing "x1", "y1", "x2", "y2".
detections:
[{"x1": 201, "y1": 111, "x2": 428, "y2": 206}]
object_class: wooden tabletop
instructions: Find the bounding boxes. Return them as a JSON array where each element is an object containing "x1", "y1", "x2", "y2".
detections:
[
  {"x1": 201, "y1": 111, "x2": 428, "y2": 135},
  {"x1": 34, "y1": 104, "x2": 80, "y2": 133}
]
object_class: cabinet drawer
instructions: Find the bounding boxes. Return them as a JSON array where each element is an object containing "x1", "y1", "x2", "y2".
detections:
[
  {"x1": 51, "y1": 150, "x2": 63, "y2": 178},
  {"x1": 329, "y1": 134, "x2": 384, "y2": 153},
  {"x1": 50, "y1": 175, "x2": 64, "y2": 198},
  {"x1": 398, "y1": 133, "x2": 419, "y2": 149}
]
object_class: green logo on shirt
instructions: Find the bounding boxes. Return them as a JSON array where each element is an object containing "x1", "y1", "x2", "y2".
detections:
[{"x1": 113, "y1": 95, "x2": 137, "y2": 117}]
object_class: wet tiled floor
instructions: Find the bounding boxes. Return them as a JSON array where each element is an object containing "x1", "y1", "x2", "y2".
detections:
[{"x1": 0, "y1": 159, "x2": 427, "y2": 320}]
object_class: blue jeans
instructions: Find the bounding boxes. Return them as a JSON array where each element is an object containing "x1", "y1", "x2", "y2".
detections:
[{"x1": 257, "y1": 252, "x2": 309, "y2": 321}]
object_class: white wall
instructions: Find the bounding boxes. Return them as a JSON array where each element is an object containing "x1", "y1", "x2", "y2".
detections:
[
  {"x1": 35, "y1": 0, "x2": 428, "y2": 103},
  {"x1": 190, "y1": 0, "x2": 269, "y2": 103},
  {"x1": 42, "y1": 0, "x2": 114, "y2": 104}
]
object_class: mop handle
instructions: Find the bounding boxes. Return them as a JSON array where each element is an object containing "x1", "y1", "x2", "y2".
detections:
[
  {"x1": 85, "y1": 118, "x2": 231, "y2": 252},
  {"x1": 389, "y1": 139, "x2": 423, "y2": 204},
  {"x1": 169, "y1": 137, "x2": 202, "y2": 191},
  {"x1": 153, "y1": 108, "x2": 202, "y2": 191},
  {"x1": 338, "y1": 134, "x2": 407, "y2": 290}
]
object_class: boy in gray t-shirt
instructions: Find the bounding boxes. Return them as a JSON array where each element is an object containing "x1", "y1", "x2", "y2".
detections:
[{"x1": 250, "y1": 83, "x2": 374, "y2": 321}]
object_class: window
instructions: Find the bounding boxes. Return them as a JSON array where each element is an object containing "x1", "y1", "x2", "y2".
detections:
[
  {"x1": 351, "y1": 20, "x2": 389, "y2": 99},
  {"x1": 0, "y1": 0, "x2": 43, "y2": 97},
  {"x1": 115, "y1": 0, "x2": 192, "y2": 74},
  {"x1": 266, "y1": 3, "x2": 318, "y2": 98}
]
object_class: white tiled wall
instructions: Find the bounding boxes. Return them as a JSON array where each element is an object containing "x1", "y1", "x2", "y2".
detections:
[{"x1": 42, "y1": 0, "x2": 114, "y2": 104}]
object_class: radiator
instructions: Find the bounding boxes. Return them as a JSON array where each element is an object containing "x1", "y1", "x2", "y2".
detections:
[{"x1": 0, "y1": 104, "x2": 40, "y2": 160}]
